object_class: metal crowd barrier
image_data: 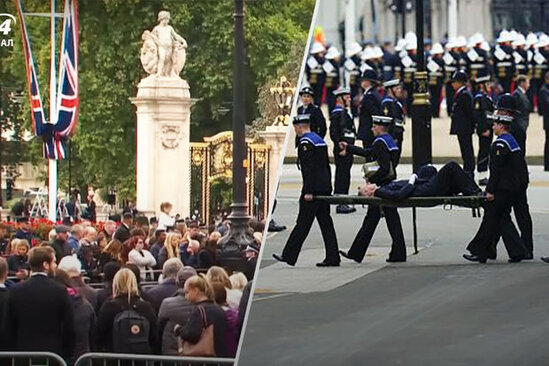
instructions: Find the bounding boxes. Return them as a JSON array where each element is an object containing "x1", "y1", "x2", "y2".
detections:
[
  {"x1": 0, "y1": 352, "x2": 67, "y2": 366},
  {"x1": 74, "y1": 353, "x2": 234, "y2": 366}
]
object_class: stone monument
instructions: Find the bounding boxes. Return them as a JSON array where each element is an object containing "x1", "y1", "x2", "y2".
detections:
[{"x1": 131, "y1": 10, "x2": 195, "y2": 217}]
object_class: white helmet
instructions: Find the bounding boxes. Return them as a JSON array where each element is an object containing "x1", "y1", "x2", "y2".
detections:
[
  {"x1": 445, "y1": 37, "x2": 456, "y2": 50},
  {"x1": 455, "y1": 36, "x2": 468, "y2": 48},
  {"x1": 372, "y1": 46, "x2": 384, "y2": 59},
  {"x1": 394, "y1": 39, "x2": 407, "y2": 52},
  {"x1": 513, "y1": 33, "x2": 526, "y2": 47},
  {"x1": 469, "y1": 33, "x2": 484, "y2": 46},
  {"x1": 509, "y1": 30, "x2": 518, "y2": 43},
  {"x1": 538, "y1": 34, "x2": 549, "y2": 48},
  {"x1": 526, "y1": 32, "x2": 538, "y2": 48},
  {"x1": 325, "y1": 46, "x2": 341, "y2": 60},
  {"x1": 497, "y1": 29, "x2": 513, "y2": 43},
  {"x1": 310, "y1": 42, "x2": 326, "y2": 55},
  {"x1": 347, "y1": 42, "x2": 363, "y2": 57},
  {"x1": 430, "y1": 43, "x2": 444, "y2": 55},
  {"x1": 361, "y1": 46, "x2": 375, "y2": 61},
  {"x1": 480, "y1": 41, "x2": 491, "y2": 52}
]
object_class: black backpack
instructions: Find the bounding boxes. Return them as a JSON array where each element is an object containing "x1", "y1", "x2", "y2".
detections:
[{"x1": 112, "y1": 300, "x2": 151, "y2": 354}]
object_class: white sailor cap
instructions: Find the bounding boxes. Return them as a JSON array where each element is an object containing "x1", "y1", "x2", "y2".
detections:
[
  {"x1": 372, "y1": 115, "x2": 393, "y2": 126},
  {"x1": 488, "y1": 113, "x2": 513, "y2": 125},
  {"x1": 333, "y1": 87, "x2": 351, "y2": 96},
  {"x1": 292, "y1": 114, "x2": 311, "y2": 124},
  {"x1": 310, "y1": 42, "x2": 326, "y2": 54},
  {"x1": 383, "y1": 79, "x2": 400, "y2": 88}
]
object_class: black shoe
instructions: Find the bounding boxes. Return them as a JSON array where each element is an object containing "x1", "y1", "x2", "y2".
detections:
[
  {"x1": 272, "y1": 253, "x2": 286, "y2": 263},
  {"x1": 339, "y1": 250, "x2": 361, "y2": 263},
  {"x1": 478, "y1": 178, "x2": 489, "y2": 186},
  {"x1": 463, "y1": 254, "x2": 487, "y2": 263},
  {"x1": 541, "y1": 256, "x2": 549, "y2": 263},
  {"x1": 316, "y1": 261, "x2": 340, "y2": 267},
  {"x1": 268, "y1": 220, "x2": 286, "y2": 232},
  {"x1": 386, "y1": 258, "x2": 406, "y2": 263},
  {"x1": 487, "y1": 252, "x2": 497, "y2": 260},
  {"x1": 508, "y1": 256, "x2": 525, "y2": 263},
  {"x1": 336, "y1": 204, "x2": 356, "y2": 214}
]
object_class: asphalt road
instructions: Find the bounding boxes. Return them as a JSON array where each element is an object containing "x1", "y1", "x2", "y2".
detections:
[{"x1": 237, "y1": 164, "x2": 549, "y2": 366}]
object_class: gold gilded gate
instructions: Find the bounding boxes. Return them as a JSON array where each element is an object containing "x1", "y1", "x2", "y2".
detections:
[{"x1": 190, "y1": 131, "x2": 270, "y2": 225}]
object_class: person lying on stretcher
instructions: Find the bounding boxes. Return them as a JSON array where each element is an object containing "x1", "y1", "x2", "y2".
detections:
[{"x1": 358, "y1": 162, "x2": 482, "y2": 201}]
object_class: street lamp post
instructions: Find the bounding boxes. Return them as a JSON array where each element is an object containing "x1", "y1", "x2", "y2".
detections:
[
  {"x1": 411, "y1": 0, "x2": 432, "y2": 172},
  {"x1": 218, "y1": 0, "x2": 253, "y2": 273}
]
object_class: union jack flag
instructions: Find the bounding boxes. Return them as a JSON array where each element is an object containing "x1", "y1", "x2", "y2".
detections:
[
  {"x1": 16, "y1": 0, "x2": 79, "y2": 159},
  {"x1": 15, "y1": 0, "x2": 47, "y2": 142}
]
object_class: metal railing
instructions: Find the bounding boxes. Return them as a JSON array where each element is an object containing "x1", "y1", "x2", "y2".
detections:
[
  {"x1": 74, "y1": 353, "x2": 234, "y2": 366},
  {"x1": 0, "y1": 352, "x2": 67, "y2": 366}
]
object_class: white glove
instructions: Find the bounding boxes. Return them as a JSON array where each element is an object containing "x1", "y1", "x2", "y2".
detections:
[{"x1": 408, "y1": 173, "x2": 418, "y2": 185}]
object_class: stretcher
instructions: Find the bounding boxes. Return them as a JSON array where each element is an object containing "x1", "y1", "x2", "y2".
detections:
[{"x1": 314, "y1": 195, "x2": 487, "y2": 254}]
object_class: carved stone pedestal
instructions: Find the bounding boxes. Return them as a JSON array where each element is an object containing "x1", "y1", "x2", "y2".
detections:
[{"x1": 131, "y1": 76, "x2": 196, "y2": 217}]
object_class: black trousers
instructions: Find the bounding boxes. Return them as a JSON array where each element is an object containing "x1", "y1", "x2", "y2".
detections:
[
  {"x1": 393, "y1": 128, "x2": 404, "y2": 163},
  {"x1": 429, "y1": 84, "x2": 443, "y2": 118},
  {"x1": 477, "y1": 133, "x2": 492, "y2": 173},
  {"x1": 311, "y1": 84, "x2": 323, "y2": 106},
  {"x1": 545, "y1": 130, "x2": 549, "y2": 171},
  {"x1": 457, "y1": 133, "x2": 475, "y2": 178},
  {"x1": 334, "y1": 153, "x2": 353, "y2": 195},
  {"x1": 419, "y1": 161, "x2": 479, "y2": 196},
  {"x1": 282, "y1": 196, "x2": 340, "y2": 265},
  {"x1": 445, "y1": 83, "x2": 454, "y2": 117},
  {"x1": 347, "y1": 205, "x2": 406, "y2": 262},
  {"x1": 360, "y1": 130, "x2": 375, "y2": 149},
  {"x1": 404, "y1": 83, "x2": 413, "y2": 111},
  {"x1": 466, "y1": 190, "x2": 528, "y2": 259},
  {"x1": 512, "y1": 189, "x2": 534, "y2": 255},
  {"x1": 528, "y1": 78, "x2": 542, "y2": 111}
]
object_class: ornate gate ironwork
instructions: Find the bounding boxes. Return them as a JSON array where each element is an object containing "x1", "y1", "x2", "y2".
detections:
[{"x1": 190, "y1": 132, "x2": 270, "y2": 225}]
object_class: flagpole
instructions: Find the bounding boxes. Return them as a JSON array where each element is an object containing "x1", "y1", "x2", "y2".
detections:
[{"x1": 48, "y1": 0, "x2": 57, "y2": 222}]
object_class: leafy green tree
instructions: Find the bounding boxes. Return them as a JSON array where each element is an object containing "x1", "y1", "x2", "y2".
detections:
[{"x1": 0, "y1": 0, "x2": 314, "y2": 201}]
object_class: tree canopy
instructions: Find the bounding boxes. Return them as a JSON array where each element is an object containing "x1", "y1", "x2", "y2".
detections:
[{"x1": 0, "y1": 0, "x2": 314, "y2": 199}]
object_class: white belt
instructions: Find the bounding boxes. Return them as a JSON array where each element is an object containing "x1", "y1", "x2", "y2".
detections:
[{"x1": 497, "y1": 62, "x2": 512, "y2": 67}]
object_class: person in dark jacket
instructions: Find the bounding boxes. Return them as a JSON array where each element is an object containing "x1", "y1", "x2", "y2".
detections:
[
  {"x1": 464, "y1": 114, "x2": 530, "y2": 263},
  {"x1": 51, "y1": 225, "x2": 73, "y2": 262},
  {"x1": 272, "y1": 114, "x2": 340, "y2": 267},
  {"x1": 338, "y1": 115, "x2": 406, "y2": 263},
  {"x1": 357, "y1": 69, "x2": 382, "y2": 148},
  {"x1": 211, "y1": 283, "x2": 238, "y2": 357},
  {"x1": 361, "y1": 162, "x2": 480, "y2": 201},
  {"x1": 174, "y1": 274, "x2": 228, "y2": 357},
  {"x1": 114, "y1": 213, "x2": 133, "y2": 244},
  {"x1": 94, "y1": 268, "x2": 158, "y2": 353},
  {"x1": 472, "y1": 74, "x2": 495, "y2": 185},
  {"x1": 58, "y1": 255, "x2": 98, "y2": 310},
  {"x1": 146, "y1": 258, "x2": 182, "y2": 313},
  {"x1": 512, "y1": 75, "x2": 531, "y2": 154},
  {"x1": 297, "y1": 86, "x2": 327, "y2": 139},
  {"x1": 0, "y1": 258, "x2": 10, "y2": 351},
  {"x1": 539, "y1": 71, "x2": 549, "y2": 171},
  {"x1": 13, "y1": 223, "x2": 33, "y2": 245},
  {"x1": 157, "y1": 266, "x2": 196, "y2": 355},
  {"x1": 96, "y1": 261, "x2": 121, "y2": 313},
  {"x1": 7, "y1": 239, "x2": 30, "y2": 278},
  {"x1": 450, "y1": 70, "x2": 475, "y2": 179},
  {"x1": 54, "y1": 269, "x2": 95, "y2": 365},
  {"x1": 330, "y1": 87, "x2": 357, "y2": 214},
  {"x1": 6, "y1": 246, "x2": 75, "y2": 360}
]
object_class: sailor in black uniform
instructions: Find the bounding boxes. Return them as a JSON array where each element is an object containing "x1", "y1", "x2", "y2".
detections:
[
  {"x1": 272, "y1": 115, "x2": 340, "y2": 267},
  {"x1": 297, "y1": 86, "x2": 327, "y2": 138},
  {"x1": 357, "y1": 69, "x2": 382, "y2": 148},
  {"x1": 382, "y1": 79, "x2": 405, "y2": 162},
  {"x1": 427, "y1": 43, "x2": 445, "y2": 118},
  {"x1": 472, "y1": 74, "x2": 494, "y2": 186},
  {"x1": 338, "y1": 115, "x2": 407, "y2": 263},
  {"x1": 330, "y1": 87, "x2": 357, "y2": 214},
  {"x1": 464, "y1": 113, "x2": 530, "y2": 263}
]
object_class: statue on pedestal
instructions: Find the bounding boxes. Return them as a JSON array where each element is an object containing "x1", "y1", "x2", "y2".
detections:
[{"x1": 140, "y1": 10, "x2": 187, "y2": 78}]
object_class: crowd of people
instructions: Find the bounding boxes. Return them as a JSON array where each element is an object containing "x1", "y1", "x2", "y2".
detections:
[
  {"x1": 0, "y1": 200, "x2": 264, "y2": 362},
  {"x1": 304, "y1": 29, "x2": 549, "y2": 177}
]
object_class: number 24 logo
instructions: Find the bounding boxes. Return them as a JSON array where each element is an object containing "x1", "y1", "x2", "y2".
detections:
[{"x1": 0, "y1": 14, "x2": 16, "y2": 36}]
